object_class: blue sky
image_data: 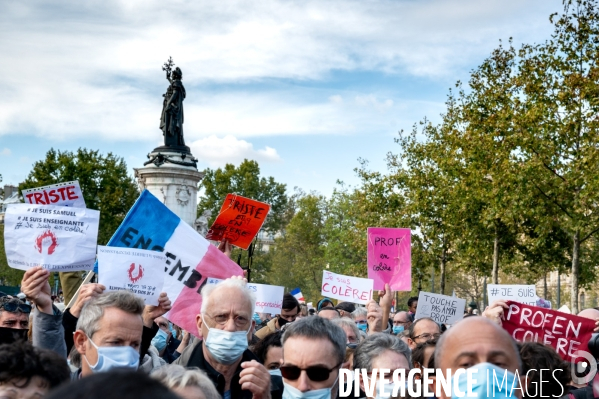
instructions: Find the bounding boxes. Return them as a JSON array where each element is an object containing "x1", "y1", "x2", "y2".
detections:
[{"x1": 0, "y1": 0, "x2": 561, "y2": 197}]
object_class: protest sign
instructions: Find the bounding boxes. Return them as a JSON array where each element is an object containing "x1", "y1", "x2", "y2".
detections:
[
  {"x1": 502, "y1": 300, "x2": 595, "y2": 362},
  {"x1": 367, "y1": 227, "x2": 411, "y2": 291},
  {"x1": 99, "y1": 190, "x2": 243, "y2": 337},
  {"x1": 4, "y1": 204, "x2": 99, "y2": 271},
  {"x1": 97, "y1": 246, "x2": 166, "y2": 306},
  {"x1": 205, "y1": 194, "x2": 270, "y2": 250},
  {"x1": 207, "y1": 278, "x2": 285, "y2": 314},
  {"x1": 321, "y1": 271, "x2": 373, "y2": 305},
  {"x1": 487, "y1": 284, "x2": 537, "y2": 306},
  {"x1": 415, "y1": 291, "x2": 466, "y2": 325},
  {"x1": 22, "y1": 181, "x2": 86, "y2": 208}
]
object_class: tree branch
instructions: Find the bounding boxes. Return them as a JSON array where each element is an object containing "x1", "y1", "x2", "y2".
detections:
[
  {"x1": 531, "y1": 181, "x2": 573, "y2": 220},
  {"x1": 581, "y1": 224, "x2": 599, "y2": 243}
]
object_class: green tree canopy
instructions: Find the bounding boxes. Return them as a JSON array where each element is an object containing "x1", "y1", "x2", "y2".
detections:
[{"x1": 19, "y1": 148, "x2": 139, "y2": 245}]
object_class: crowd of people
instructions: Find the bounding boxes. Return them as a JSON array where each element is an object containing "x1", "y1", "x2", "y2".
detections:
[{"x1": 2, "y1": 263, "x2": 599, "y2": 399}]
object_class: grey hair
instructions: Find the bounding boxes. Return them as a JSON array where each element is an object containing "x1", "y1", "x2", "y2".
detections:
[
  {"x1": 331, "y1": 318, "x2": 360, "y2": 342},
  {"x1": 352, "y1": 307, "x2": 367, "y2": 319},
  {"x1": 353, "y1": 333, "x2": 412, "y2": 371},
  {"x1": 200, "y1": 278, "x2": 256, "y2": 315},
  {"x1": 151, "y1": 365, "x2": 220, "y2": 399},
  {"x1": 282, "y1": 316, "x2": 346, "y2": 365},
  {"x1": 76, "y1": 291, "x2": 144, "y2": 338}
]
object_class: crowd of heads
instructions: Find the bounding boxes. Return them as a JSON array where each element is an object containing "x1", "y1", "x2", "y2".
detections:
[{"x1": 2, "y1": 271, "x2": 599, "y2": 399}]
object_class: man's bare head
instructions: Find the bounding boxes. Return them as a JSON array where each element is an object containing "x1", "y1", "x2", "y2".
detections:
[
  {"x1": 578, "y1": 308, "x2": 599, "y2": 321},
  {"x1": 435, "y1": 316, "x2": 521, "y2": 374}
]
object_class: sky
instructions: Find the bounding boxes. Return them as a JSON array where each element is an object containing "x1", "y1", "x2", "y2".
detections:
[{"x1": 0, "y1": 0, "x2": 562, "y2": 197}]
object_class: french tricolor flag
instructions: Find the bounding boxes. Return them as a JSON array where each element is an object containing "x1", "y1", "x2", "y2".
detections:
[
  {"x1": 291, "y1": 287, "x2": 305, "y2": 302},
  {"x1": 97, "y1": 190, "x2": 243, "y2": 336}
]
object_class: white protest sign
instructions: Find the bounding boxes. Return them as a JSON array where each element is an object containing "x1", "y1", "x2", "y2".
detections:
[
  {"x1": 321, "y1": 271, "x2": 373, "y2": 305},
  {"x1": 97, "y1": 246, "x2": 166, "y2": 306},
  {"x1": 487, "y1": 284, "x2": 537, "y2": 306},
  {"x1": 207, "y1": 278, "x2": 285, "y2": 314},
  {"x1": 23, "y1": 181, "x2": 86, "y2": 208},
  {"x1": 4, "y1": 204, "x2": 99, "y2": 271},
  {"x1": 415, "y1": 291, "x2": 466, "y2": 325}
]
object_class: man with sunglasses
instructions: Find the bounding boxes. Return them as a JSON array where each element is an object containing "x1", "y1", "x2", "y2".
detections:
[
  {"x1": 280, "y1": 316, "x2": 346, "y2": 398},
  {"x1": 407, "y1": 317, "x2": 441, "y2": 350},
  {"x1": 175, "y1": 277, "x2": 281, "y2": 399},
  {"x1": 0, "y1": 296, "x2": 30, "y2": 344}
]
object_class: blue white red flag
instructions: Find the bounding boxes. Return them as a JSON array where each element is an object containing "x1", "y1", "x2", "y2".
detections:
[
  {"x1": 94, "y1": 190, "x2": 243, "y2": 336},
  {"x1": 290, "y1": 287, "x2": 305, "y2": 302}
]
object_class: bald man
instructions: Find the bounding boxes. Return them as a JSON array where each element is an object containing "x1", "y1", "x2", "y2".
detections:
[{"x1": 435, "y1": 317, "x2": 525, "y2": 398}]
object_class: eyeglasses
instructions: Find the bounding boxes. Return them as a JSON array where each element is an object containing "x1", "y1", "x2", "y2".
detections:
[
  {"x1": 0, "y1": 299, "x2": 31, "y2": 314},
  {"x1": 355, "y1": 320, "x2": 367, "y2": 325},
  {"x1": 280, "y1": 363, "x2": 341, "y2": 382},
  {"x1": 204, "y1": 312, "x2": 250, "y2": 328},
  {"x1": 413, "y1": 333, "x2": 441, "y2": 341}
]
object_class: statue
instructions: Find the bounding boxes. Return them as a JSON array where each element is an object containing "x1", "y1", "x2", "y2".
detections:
[
  {"x1": 160, "y1": 57, "x2": 186, "y2": 147},
  {"x1": 194, "y1": 209, "x2": 212, "y2": 237}
]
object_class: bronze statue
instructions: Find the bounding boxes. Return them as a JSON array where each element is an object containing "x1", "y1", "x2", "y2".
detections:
[{"x1": 160, "y1": 57, "x2": 186, "y2": 147}]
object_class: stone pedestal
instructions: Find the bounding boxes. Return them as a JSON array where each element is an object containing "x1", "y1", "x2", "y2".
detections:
[{"x1": 134, "y1": 149, "x2": 204, "y2": 226}]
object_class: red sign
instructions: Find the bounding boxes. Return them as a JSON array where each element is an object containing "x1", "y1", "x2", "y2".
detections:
[
  {"x1": 502, "y1": 301, "x2": 596, "y2": 362},
  {"x1": 205, "y1": 194, "x2": 270, "y2": 250}
]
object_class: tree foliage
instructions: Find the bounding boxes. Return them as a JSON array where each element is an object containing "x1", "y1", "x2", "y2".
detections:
[{"x1": 19, "y1": 148, "x2": 139, "y2": 245}]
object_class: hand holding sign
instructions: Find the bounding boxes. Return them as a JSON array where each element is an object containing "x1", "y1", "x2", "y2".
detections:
[
  {"x1": 21, "y1": 266, "x2": 53, "y2": 315},
  {"x1": 143, "y1": 293, "x2": 172, "y2": 328},
  {"x1": 205, "y1": 194, "x2": 271, "y2": 250},
  {"x1": 482, "y1": 300, "x2": 509, "y2": 327}
]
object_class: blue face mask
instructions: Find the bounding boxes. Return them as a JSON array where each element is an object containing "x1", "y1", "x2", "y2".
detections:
[
  {"x1": 204, "y1": 319, "x2": 251, "y2": 365},
  {"x1": 169, "y1": 323, "x2": 177, "y2": 339},
  {"x1": 151, "y1": 328, "x2": 168, "y2": 351},
  {"x1": 269, "y1": 368, "x2": 282, "y2": 377},
  {"x1": 392, "y1": 325, "x2": 404, "y2": 334},
  {"x1": 356, "y1": 322, "x2": 367, "y2": 332},
  {"x1": 253, "y1": 313, "x2": 262, "y2": 325},
  {"x1": 282, "y1": 374, "x2": 338, "y2": 399},
  {"x1": 84, "y1": 336, "x2": 140, "y2": 373},
  {"x1": 453, "y1": 362, "x2": 518, "y2": 399}
]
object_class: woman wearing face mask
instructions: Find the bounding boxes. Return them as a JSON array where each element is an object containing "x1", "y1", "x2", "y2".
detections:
[
  {"x1": 151, "y1": 317, "x2": 191, "y2": 364},
  {"x1": 353, "y1": 333, "x2": 411, "y2": 399}
]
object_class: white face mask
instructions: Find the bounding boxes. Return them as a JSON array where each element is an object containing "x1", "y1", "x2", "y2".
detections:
[
  {"x1": 269, "y1": 368, "x2": 282, "y2": 377},
  {"x1": 282, "y1": 374, "x2": 338, "y2": 399}
]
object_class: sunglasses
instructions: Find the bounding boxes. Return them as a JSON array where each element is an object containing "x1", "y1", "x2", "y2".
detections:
[
  {"x1": 0, "y1": 300, "x2": 32, "y2": 314},
  {"x1": 280, "y1": 363, "x2": 341, "y2": 382},
  {"x1": 347, "y1": 343, "x2": 358, "y2": 350}
]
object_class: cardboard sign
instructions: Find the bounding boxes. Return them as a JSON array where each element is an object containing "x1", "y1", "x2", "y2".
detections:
[
  {"x1": 4, "y1": 204, "x2": 99, "y2": 271},
  {"x1": 367, "y1": 227, "x2": 411, "y2": 291},
  {"x1": 99, "y1": 190, "x2": 243, "y2": 337},
  {"x1": 97, "y1": 246, "x2": 166, "y2": 306},
  {"x1": 487, "y1": 284, "x2": 537, "y2": 306},
  {"x1": 22, "y1": 181, "x2": 86, "y2": 208},
  {"x1": 502, "y1": 301, "x2": 596, "y2": 362},
  {"x1": 207, "y1": 278, "x2": 285, "y2": 314},
  {"x1": 415, "y1": 291, "x2": 466, "y2": 325},
  {"x1": 321, "y1": 271, "x2": 373, "y2": 305},
  {"x1": 205, "y1": 194, "x2": 270, "y2": 250}
]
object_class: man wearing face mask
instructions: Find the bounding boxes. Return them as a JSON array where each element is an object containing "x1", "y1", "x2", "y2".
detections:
[
  {"x1": 256, "y1": 293, "x2": 300, "y2": 340},
  {"x1": 73, "y1": 291, "x2": 146, "y2": 379},
  {"x1": 174, "y1": 277, "x2": 281, "y2": 399},
  {"x1": 0, "y1": 295, "x2": 31, "y2": 344},
  {"x1": 280, "y1": 316, "x2": 346, "y2": 399},
  {"x1": 392, "y1": 311, "x2": 412, "y2": 335},
  {"x1": 435, "y1": 317, "x2": 525, "y2": 399}
]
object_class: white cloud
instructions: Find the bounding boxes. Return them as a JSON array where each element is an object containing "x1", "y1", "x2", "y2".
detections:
[
  {"x1": 189, "y1": 135, "x2": 281, "y2": 167},
  {"x1": 0, "y1": 0, "x2": 560, "y2": 141},
  {"x1": 1, "y1": 148, "x2": 11, "y2": 156},
  {"x1": 355, "y1": 95, "x2": 394, "y2": 111}
]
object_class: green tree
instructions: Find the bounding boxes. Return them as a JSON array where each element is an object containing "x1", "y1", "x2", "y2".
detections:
[
  {"x1": 0, "y1": 224, "x2": 25, "y2": 286},
  {"x1": 198, "y1": 159, "x2": 288, "y2": 234},
  {"x1": 19, "y1": 148, "x2": 139, "y2": 245},
  {"x1": 514, "y1": 0, "x2": 599, "y2": 312},
  {"x1": 269, "y1": 193, "x2": 326, "y2": 301}
]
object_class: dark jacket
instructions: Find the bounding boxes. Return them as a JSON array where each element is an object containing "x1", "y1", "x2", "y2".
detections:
[{"x1": 184, "y1": 341, "x2": 283, "y2": 399}]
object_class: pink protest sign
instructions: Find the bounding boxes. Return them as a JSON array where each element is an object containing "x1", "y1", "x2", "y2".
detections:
[{"x1": 367, "y1": 227, "x2": 411, "y2": 291}]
